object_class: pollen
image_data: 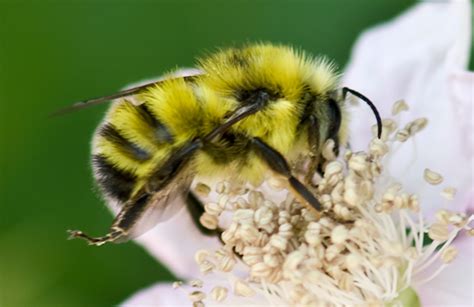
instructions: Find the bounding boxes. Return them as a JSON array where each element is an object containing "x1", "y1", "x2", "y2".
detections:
[
  {"x1": 188, "y1": 290, "x2": 206, "y2": 302},
  {"x1": 428, "y1": 223, "x2": 450, "y2": 241},
  {"x1": 189, "y1": 279, "x2": 204, "y2": 288},
  {"x1": 391, "y1": 99, "x2": 409, "y2": 115},
  {"x1": 424, "y1": 168, "x2": 443, "y2": 185},
  {"x1": 194, "y1": 182, "x2": 211, "y2": 197},
  {"x1": 234, "y1": 279, "x2": 256, "y2": 297},
  {"x1": 199, "y1": 212, "x2": 218, "y2": 230},
  {"x1": 181, "y1": 99, "x2": 472, "y2": 306},
  {"x1": 210, "y1": 286, "x2": 228, "y2": 302},
  {"x1": 441, "y1": 187, "x2": 457, "y2": 200}
]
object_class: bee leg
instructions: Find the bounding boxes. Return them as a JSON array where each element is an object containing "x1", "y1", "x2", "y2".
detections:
[
  {"x1": 67, "y1": 192, "x2": 154, "y2": 246},
  {"x1": 67, "y1": 227, "x2": 124, "y2": 246},
  {"x1": 70, "y1": 140, "x2": 202, "y2": 246},
  {"x1": 305, "y1": 155, "x2": 320, "y2": 185},
  {"x1": 304, "y1": 115, "x2": 321, "y2": 185},
  {"x1": 251, "y1": 137, "x2": 322, "y2": 217}
]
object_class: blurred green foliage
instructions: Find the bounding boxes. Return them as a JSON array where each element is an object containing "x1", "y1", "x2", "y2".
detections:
[{"x1": 1, "y1": 1, "x2": 470, "y2": 306}]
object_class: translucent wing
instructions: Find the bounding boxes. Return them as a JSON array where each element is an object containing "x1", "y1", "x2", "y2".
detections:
[
  {"x1": 112, "y1": 167, "x2": 195, "y2": 243},
  {"x1": 69, "y1": 141, "x2": 199, "y2": 246},
  {"x1": 51, "y1": 69, "x2": 202, "y2": 116}
]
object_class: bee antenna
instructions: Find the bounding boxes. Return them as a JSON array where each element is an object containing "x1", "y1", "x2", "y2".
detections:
[{"x1": 342, "y1": 87, "x2": 382, "y2": 139}]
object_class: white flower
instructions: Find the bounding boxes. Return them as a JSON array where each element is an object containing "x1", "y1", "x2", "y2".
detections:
[
  {"x1": 343, "y1": 0, "x2": 473, "y2": 219},
  {"x1": 122, "y1": 1, "x2": 473, "y2": 306}
]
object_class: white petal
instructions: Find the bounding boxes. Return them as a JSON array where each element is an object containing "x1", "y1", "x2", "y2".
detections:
[
  {"x1": 134, "y1": 205, "x2": 221, "y2": 280},
  {"x1": 121, "y1": 283, "x2": 189, "y2": 306},
  {"x1": 343, "y1": 0, "x2": 473, "y2": 217},
  {"x1": 107, "y1": 196, "x2": 220, "y2": 280},
  {"x1": 122, "y1": 276, "x2": 268, "y2": 307},
  {"x1": 416, "y1": 234, "x2": 474, "y2": 306}
]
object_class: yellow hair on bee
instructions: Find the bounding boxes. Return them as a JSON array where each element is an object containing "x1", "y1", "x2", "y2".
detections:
[
  {"x1": 139, "y1": 78, "x2": 201, "y2": 145},
  {"x1": 106, "y1": 101, "x2": 159, "y2": 152},
  {"x1": 92, "y1": 42, "x2": 346, "y2": 202},
  {"x1": 199, "y1": 43, "x2": 337, "y2": 98},
  {"x1": 193, "y1": 83, "x2": 237, "y2": 134}
]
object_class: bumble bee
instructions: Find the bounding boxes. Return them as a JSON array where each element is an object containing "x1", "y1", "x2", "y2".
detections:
[{"x1": 60, "y1": 43, "x2": 381, "y2": 246}]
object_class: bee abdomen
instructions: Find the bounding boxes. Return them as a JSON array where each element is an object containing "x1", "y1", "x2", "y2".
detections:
[
  {"x1": 99, "y1": 123, "x2": 151, "y2": 161},
  {"x1": 135, "y1": 103, "x2": 174, "y2": 144},
  {"x1": 92, "y1": 154, "x2": 137, "y2": 202}
]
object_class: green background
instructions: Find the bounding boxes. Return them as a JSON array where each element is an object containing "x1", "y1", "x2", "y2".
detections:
[{"x1": 0, "y1": 1, "x2": 471, "y2": 306}]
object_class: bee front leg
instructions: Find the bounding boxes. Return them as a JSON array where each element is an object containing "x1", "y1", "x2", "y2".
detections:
[
  {"x1": 251, "y1": 137, "x2": 322, "y2": 218},
  {"x1": 304, "y1": 115, "x2": 321, "y2": 185}
]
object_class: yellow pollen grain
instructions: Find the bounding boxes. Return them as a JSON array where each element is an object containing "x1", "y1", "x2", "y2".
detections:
[
  {"x1": 268, "y1": 176, "x2": 286, "y2": 191},
  {"x1": 195, "y1": 182, "x2": 211, "y2": 197},
  {"x1": 396, "y1": 129, "x2": 410, "y2": 142},
  {"x1": 322, "y1": 139, "x2": 337, "y2": 161},
  {"x1": 216, "y1": 181, "x2": 230, "y2": 194},
  {"x1": 193, "y1": 301, "x2": 204, "y2": 307},
  {"x1": 234, "y1": 279, "x2": 256, "y2": 297},
  {"x1": 199, "y1": 260, "x2": 215, "y2": 274},
  {"x1": 270, "y1": 234, "x2": 288, "y2": 250},
  {"x1": 217, "y1": 195, "x2": 230, "y2": 210},
  {"x1": 204, "y1": 202, "x2": 222, "y2": 216},
  {"x1": 435, "y1": 210, "x2": 451, "y2": 224},
  {"x1": 392, "y1": 99, "x2": 409, "y2": 115},
  {"x1": 233, "y1": 209, "x2": 254, "y2": 224},
  {"x1": 217, "y1": 255, "x2": 236, "y2": 272},
  {"x1": 348, "y1": 154, "x2": 368, "y2": 172},
  {"x1": 172, "y1": 281, "x2": 183, "y2": 289},
  {"x1": 251, "y1": 262, "x2": 272, "y2": 277},
  {"x1": 190, "y1": 279, "x2": 204, "y2": 288},
  {"x1": 331, "y1": 225, "x2": 349, "y2": 244},
  {"x1": 424, "y1": 168, "x2": 443, "y2": 185},
  {"x1": 428, "y1": 222, "x2": 449, "y2": 241},
  {"x1": 254, "y1": 206, "x2": 273, "y2": 226},
  {"x1": 194, "y1": 249, "x2": 210, "y2": 264},
  {"x1": 441, "y1": 187, "x2": 457, "y2": 200},
  {"x1": 407, "y1": 118, "x2": 428, "y2": 135},
  {"x1": 199, "y1": 213, "x2": 218, "y2": 230},
  {"x1": 188, "y1": 291, "x2": 206, "y2": 302},
  {"x1": 441, "y1": 246, "x2": 458, "y2": 263},
  {"x1": 210, "y1": 286, "x2": 228, "y2": 302}
]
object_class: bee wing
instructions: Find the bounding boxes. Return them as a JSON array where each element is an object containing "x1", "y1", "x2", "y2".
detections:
[
  {"x1": 51, "y1": 70, "x2": 202, "y2": 116},
  {"x1": 109, "y1": 139, "x2": 203, "y2": 243},
  {"x1": 70, "y1": 141, "x2": 201, "y2": 246},
  {"x1": 113, "y1": 167, "x2": 196, "y2": 243}
]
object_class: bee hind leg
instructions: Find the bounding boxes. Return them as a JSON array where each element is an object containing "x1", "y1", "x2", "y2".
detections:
[{"x1": 67, "y1": 227, "x2": 124, "y2": 246}]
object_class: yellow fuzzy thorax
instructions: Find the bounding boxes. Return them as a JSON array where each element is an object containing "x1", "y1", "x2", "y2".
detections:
[
  {"x1": 199, "y1": 44, "x2": 337, "y2": 99},
  {"x1": 93, "y1": 43, "x2": 342, "y2": 186}
]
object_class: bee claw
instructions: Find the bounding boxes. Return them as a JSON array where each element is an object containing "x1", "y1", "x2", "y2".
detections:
[
  {"x1": 67, "y1": 229, "x2": 83, "y2": 240},
  {"x1": 67, "y1": 229, "x2": 105, "y2": 246}
]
